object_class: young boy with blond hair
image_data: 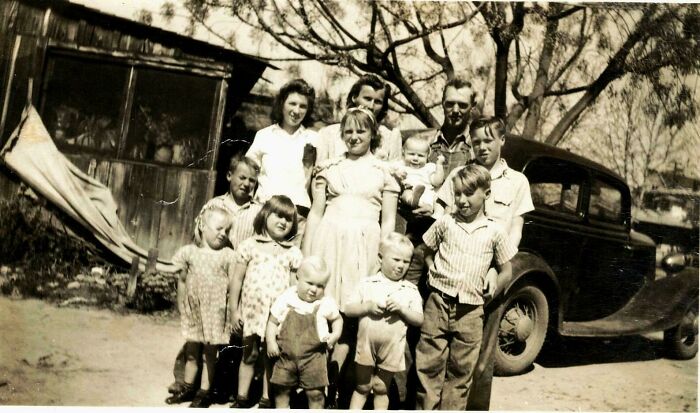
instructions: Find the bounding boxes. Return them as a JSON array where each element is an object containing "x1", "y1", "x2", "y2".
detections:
[
  {"x1": 415, "y1": 164, "x2": 517, "y2": 410},
  {"x1": 266, "y1": 256, "x2": 343, "y2": 409},
  {"x1": 345, "y1": 232, "x2": 424, "y2": 410}
]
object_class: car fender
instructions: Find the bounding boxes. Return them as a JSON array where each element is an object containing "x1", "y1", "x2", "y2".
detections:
[
  {"x1": 560, "y1": 266, "x2": 699, "y2": 337},
  {"x1": 505, "y1": 251, "x2": 562, "y2": 322}
]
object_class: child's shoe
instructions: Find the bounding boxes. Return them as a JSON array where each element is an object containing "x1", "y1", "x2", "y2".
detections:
[
  {"x1": 168, "y1": 381, "x2": 185, "y2": 394},
  {"x1": 189, "y1": 390, "x2": 212, "y2": 408},
  {"x1": 166, "y1": 383, "x2": 197, "y2": 404},
  {"x1": 256, "y1": 397, "x2": 273, "y2": 408},
  {"x1": 229, "y1": 395, "x2": 251, "y2": 409}
]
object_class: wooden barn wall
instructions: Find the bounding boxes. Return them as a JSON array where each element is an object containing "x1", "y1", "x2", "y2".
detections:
[
  {"x1": 0, "y1": 0, "x2": 263, "y2": 260},
  {"x1": 63, "y1": 155, "x2": 212, "y2": 257}
]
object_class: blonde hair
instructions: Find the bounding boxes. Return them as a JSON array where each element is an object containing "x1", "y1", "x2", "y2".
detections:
[
  {"x1": 379, "y1": 232, "x2": 414, "y2": 256},
  {"x1": 453, "y1": 164, "x2": 491, "y2": 195},
  {"x1": 194, "y1": 206, "x2": 232, "y2": 247},
  {"x1": 403, "y1": 135, "x2": 430, "y2": 152},
  {"x1": 298, "y1": 256, "x2": 331, "y2": 285}
]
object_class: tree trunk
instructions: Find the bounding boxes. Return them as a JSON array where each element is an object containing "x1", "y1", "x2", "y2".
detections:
[
  {"x1": 383, "y1": 68, "x2": 440, "y2": 128},
  {"x1": 494, "y1": 41, "x2": 509, "y2": 119},
  {"x1": 522, "y1": 12, "x2": 559, "y2": 139}
]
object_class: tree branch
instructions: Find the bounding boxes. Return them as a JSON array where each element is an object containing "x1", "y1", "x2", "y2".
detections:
[
  {"x1": 548, "y1": 6, "x2": 584, "y2": 21},
  {"x1": 547, "y1": 8, "x2": 589, "y2": 90},
  {"x1": 313, "y1": 0, "x2": 365, "y2": 46}
]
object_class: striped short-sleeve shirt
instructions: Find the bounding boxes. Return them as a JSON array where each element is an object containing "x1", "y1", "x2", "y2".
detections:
[{"x1": 422, "y1": 214, "x2": 517, "y2": 305}]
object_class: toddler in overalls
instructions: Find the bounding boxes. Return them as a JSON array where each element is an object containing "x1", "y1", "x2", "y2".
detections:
[{"x1": 266, "y1": 256, "x2": 343, "y2": 408}]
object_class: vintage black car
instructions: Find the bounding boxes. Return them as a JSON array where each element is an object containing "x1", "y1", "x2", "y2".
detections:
[{"x1": 493, "y1": 136, "x2": 699, "y2": 375}]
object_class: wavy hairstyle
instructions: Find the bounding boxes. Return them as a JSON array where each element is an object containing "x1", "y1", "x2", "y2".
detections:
[
  {"x1": 270, "y1": 78, "x2": 316, "y2": 127},
  {"x1": 469, "y1": 116, "x2": 506, "y2": 140},
  {"x1": 346, "y1": 74, "x2": 391, "y2": 122}
]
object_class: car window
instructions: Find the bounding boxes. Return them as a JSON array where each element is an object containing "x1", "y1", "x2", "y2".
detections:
[
  {"x1": 588, "y1": 179, "x2": 623, "y2": 224},
  {"x1": 530, "y1": 182, "x2": 581, "y2": 214},
  {"x1": 524, "y1": 157, "x2": 585, "y2": 217}
]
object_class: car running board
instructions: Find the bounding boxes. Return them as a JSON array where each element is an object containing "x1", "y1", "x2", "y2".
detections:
[{"x1": 560, "y1": 268, "x2": 698, "y2": 337}]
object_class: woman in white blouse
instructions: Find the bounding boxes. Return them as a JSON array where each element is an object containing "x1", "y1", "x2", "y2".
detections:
[{"x1": 246, "y1": 79, "x2": 319, "y2": 245}]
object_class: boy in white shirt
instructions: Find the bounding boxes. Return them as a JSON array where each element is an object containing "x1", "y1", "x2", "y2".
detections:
[
  {"x1": 345, "y1": 233, "x2": 424, "y2": 410},
  {"x1": 266, "y1": 256, "x2": 343, "y2": 409}
]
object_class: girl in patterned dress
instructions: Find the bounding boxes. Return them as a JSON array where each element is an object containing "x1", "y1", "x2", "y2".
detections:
[
  {"x1": 165, "y1": 206, "x2": 236, "y2": 408},
  {"x1": 228, "y1": 195, "x2": 303, "y2": 408}
]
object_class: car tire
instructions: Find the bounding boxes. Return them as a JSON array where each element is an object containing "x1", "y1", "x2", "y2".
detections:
[
  {"x1": 494, "y1": 282, "x2": 549, "y2": 376},
  {"x1": 663, "y1": 299, "x2": 698, "y2": 360}
]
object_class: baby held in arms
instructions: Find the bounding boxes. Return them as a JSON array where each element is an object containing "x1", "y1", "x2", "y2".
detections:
[{"x1": 395, "y1": 136, "x2": 446, "y2": 213}]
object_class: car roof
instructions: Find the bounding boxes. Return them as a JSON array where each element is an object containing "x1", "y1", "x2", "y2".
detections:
[{"x1": 502, "y1": 134, "x2": 627, "y2": 186}]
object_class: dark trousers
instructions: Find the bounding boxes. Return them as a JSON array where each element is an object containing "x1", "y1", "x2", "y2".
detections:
[{"x1": 171, "y1": 335, "x2": 243, "y2": 401}]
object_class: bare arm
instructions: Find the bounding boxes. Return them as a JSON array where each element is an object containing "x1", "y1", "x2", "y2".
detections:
[
  {"x1": 508, "y1": 216, "x2": 525, "y2": 248},
  {"x1": 177, "y1": 270, "x2": 187, "y2": 315},
  {"x1": 380, "y1": 190, "x2": 399, "y2": 239},
  {"x1": 228, "y1": 262, "x2": 247, "y2": 335},
  {"x1": 494, "y1": 260, "x2": 513, "y2": 296},
  {"x1": 301, "y1": 176, "x2": 328, "y2": 256},
  {"x1": 344, "y1": 300, "x2": 383, "y2": 318},
  {"x1": 265, "y1": 316, "x2": 281, "y2": 357},
  {"x1": 423, "y1": 244, "x2": 436, "y2": 270},
  {"x1": 386, "y1": 297, "x2": 423, "y2": 327},
  {"x1": 326, "y1": 316, "x2": 344, "y2": 349}
]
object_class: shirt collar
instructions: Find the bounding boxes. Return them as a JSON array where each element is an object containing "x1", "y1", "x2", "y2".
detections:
[
  {"x1": 225, "y1": 193, "x2": 255, "y2": 211},
  {"x1": 451, "y1": 214, "x2": 490, "y2": 233},
  {"x1": 272, "y1": 123, "x2": 306, "y2": 138},
  {"x1": 435, "y1": 128, "x2": 470, "y2": 148},
  {"x1": 489, "y1": 158, "x2": 509, "y2": 180},
  {"x1": 253, "y1": 234, "x2": 295, "y2": 248}
]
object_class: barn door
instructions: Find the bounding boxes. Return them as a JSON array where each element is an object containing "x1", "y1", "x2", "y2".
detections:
[{"x1": 0, "y1": 34, "x2": 47, "y2": 144}]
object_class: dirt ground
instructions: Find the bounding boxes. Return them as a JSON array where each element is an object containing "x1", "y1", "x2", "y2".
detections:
[{"x1": 0, "y1": 296, "x2": 696, "y2": 411}]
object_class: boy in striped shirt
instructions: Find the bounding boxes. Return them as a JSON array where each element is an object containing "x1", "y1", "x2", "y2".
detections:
[{"x1": 415, "y1": 164, "x2": 517, "y2": 410}]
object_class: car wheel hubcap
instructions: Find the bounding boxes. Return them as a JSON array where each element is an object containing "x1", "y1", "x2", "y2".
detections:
[{"x1": 500, "y1": 300, "x2": 536, "y2": 355}]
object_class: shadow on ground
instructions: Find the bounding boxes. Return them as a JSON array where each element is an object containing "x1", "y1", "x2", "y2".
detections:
[{"x1": 535, "y1": 334, "x2": 665, "y2": 368}]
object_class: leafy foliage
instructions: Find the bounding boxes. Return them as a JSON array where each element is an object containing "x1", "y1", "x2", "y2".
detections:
[
  {"x1": 0, "y1": 196, "x2": 175, "y2": 312},
  {"x1": 171, "y1": 1, "x2": 699, "y2": 147}
]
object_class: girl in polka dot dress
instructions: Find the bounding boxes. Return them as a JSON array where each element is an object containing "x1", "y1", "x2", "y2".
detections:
[
  {"x1": 165, "y1": 206, "x2": 237, "y2": 408},
  {"x1": 228, "y1": 195, "x2": 303, "y2": 408}
]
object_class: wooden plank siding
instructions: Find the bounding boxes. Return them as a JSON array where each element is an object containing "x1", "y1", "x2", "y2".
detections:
[
  {"x1": 60, "y1": 155, "x2": 212, "y2": 257},
  {"x1": 0, "y1": 0, "x2": 269, "y2": 260},
  {"x1": 0, "y1": 34, "x2": 47, "y2": 146}
]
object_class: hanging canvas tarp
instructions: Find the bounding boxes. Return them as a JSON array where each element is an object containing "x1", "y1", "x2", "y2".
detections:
[{"x1": 1, "y1": 105, "x2": 176, "y2": 273}]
